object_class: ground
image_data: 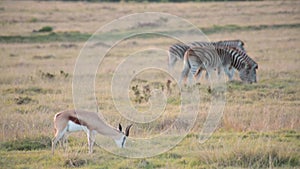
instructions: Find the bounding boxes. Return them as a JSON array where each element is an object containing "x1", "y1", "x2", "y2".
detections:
[{"x1": 0, "y1": 0, "x2": 299, "y2": 168}]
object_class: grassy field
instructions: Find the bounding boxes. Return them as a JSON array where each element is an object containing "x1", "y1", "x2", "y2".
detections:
[{"x1": 0, "y1": 0, "x2": 300, "y2": 168}]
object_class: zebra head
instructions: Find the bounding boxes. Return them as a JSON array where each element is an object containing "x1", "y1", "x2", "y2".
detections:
[{"x1": 239, "y1": 63, "x2": 258, "y2": 84}]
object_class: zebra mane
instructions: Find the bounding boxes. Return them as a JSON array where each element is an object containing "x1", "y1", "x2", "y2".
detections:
[{"x1": 217, "y1": 39, "x2": 245, "y2": 46}]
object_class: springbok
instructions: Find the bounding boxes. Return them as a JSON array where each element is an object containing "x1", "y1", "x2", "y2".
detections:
[{"x1": 52, "y1": 109, "x2": 132, "y2": 154}]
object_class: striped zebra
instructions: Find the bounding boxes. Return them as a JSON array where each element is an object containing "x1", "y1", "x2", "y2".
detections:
[
  {"x1": 180, "y1": 46, "x2": 257, "y2": 84},
  {"x1": 168, "y1": 40, "x2": 245, "y2": 79},
  {"x1": 168, "y1": 39, "x2": 245, "y2": 68}
]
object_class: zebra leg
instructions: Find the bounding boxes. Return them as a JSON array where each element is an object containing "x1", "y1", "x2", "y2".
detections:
[
  {"x1": 194, "y1": 67, "x2": 205, "y2": 82},
  {"x1": 205, "y1": 66, "x2": 216, "y2": 80},
  {"x1": 189, "y1": 61, "x2": 202, "y2": 85},
  {"x1": 179, "y1": 64, "x2": 190, "y2": 86},
  {"x1": 228, "y1": 67, "x2": 235, "y2": 81},
  {"x1": 217, "y1": 66, "x2": 222, "y2": 80},
  {"x1": 168, "y1": 53, "x2": 178, "y2": 71},
  {"x1": 206, "y1": 67, "x2": 219, "y2": 81},
  {"x1": 205, "y1": 71, "x2": 209, "y2": 80},
  {"x1": 204, "y1": 68, "x2": 212, "y2": 80},
  {"x1": 188, "y1": 71, "x2": 194, "y2": 85},
  {"x1": 224, "y1": 65, "x2": 234, "y2": 81}
]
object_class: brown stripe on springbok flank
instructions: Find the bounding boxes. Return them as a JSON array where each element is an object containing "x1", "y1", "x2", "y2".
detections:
[{"x1": 69, "y1": 116, "x2": 83, "y2": 125}]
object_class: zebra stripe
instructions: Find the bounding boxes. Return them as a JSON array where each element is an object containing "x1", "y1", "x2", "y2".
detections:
[
  {"x1": 180, "y1": 46, "x2": 257, "y2": 84},
  {"x1": 168, "y1": 39, "x2": 245, "y2": 68},
  {"x1": 216, "y1": 40, "x2": 245, "y2": 51}
]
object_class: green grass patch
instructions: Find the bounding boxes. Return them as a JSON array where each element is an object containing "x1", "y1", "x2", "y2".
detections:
[
  {"x1": 29, "y1": 17, "x2": 38, "y2": 23},
  {"x1": 202, "y1": 23, "x2": 300, "y2": 34},
  {"x1": 0, "y1": 136, "x2": 51, "y2": 151},
  {"x1": 4, "y1": 87, "x2": 54, "y2": 95},
  {"x1": 167, "y1": 97, "x2": 181, "y2": 105},
  {"x1": 0, "y1": 31, "x2": 91, "y2": 43},
  {"x1": 1, "y1": 23, "x2": 299, "y2": 43},
  {"x1": 227, "y1": 78, "x2": 300, "y2": 92},
  {"x1": 0, "y1": 131, "x2": 299, "y2": 168},
  {"x1": 135, "y1": 159, "x2": 163, "y2": 169},
  {"x1": 36, "y1": 26, "x2": 53, "y2": 33},
  {"x1": 159, "y1": 152, "x2": 182, "y2": 159}
]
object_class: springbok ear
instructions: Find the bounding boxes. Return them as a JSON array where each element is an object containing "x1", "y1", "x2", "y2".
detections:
[
  {"x1": 118, "y1": 123, "x2": 122, "y2": 132},
  {"x1": 125, "y1": 124, "x2": 133, "y2": 137}
]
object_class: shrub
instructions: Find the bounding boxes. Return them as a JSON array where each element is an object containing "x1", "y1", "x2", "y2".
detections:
[
  {"x1": 37, "y1": 26, "x2": 53, "y2": 32},
  {"x1": 14, "y1": 96, "x2": 33, "y2": 105}
]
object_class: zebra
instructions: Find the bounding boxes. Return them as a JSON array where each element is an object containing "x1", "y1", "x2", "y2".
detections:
[
  {"x1": 180, "y1": 45, "x2": 258, "y2": 84},
  {"x1": 168, "y1": 39, "x2": 245, "y2": 68},
  {"x1": 168, "y1": 40, "x2": 245, "y2": 79}
]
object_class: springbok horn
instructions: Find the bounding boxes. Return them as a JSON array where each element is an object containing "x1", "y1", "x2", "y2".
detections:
[
  {"x1": 125, "y1": 124, "x2": 133, "y2": 137},
  {"x1": 118, "y1": 123, "x2": 122, "y2": 132}
]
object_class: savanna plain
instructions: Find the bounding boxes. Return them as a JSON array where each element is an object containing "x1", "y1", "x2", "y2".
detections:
[{"x1": 0, "y1": 1, "x2": 299, "y2": 168}]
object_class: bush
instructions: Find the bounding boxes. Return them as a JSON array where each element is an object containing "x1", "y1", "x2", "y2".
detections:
[
  {"x1": 14, "y1": 96, "x2": 33, "y2": 105},
  {"x1": 37, "y1": 26, "x2": 53, "y2": 32}
]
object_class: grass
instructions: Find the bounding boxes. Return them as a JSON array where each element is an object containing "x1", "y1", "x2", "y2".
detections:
[
  {"x1": 0, "y1": 0, "x2": 299, "y2": 168},
  {"x1": 36, "y1": 26, "x2": 53, "y2": 33},
  {"x1": 201, "y1": 23, "x2": 300, "y2": 35},
  {"x1": 0, "y1": 131, "x2": 298, "y2": 168},
  {"x1": 0, "y1": 136, "x2": 51, "y2": 151},
  {"x1": 0, "y1": 31, "x2": 91, "y2": 43},
  {"x1": 1, "y1": 23, "x2": 300, "y2": 43}
]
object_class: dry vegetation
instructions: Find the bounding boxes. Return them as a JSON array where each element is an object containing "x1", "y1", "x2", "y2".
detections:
[{"x1": 0, "y1": 0, "x2": 299, "y2": 168}]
